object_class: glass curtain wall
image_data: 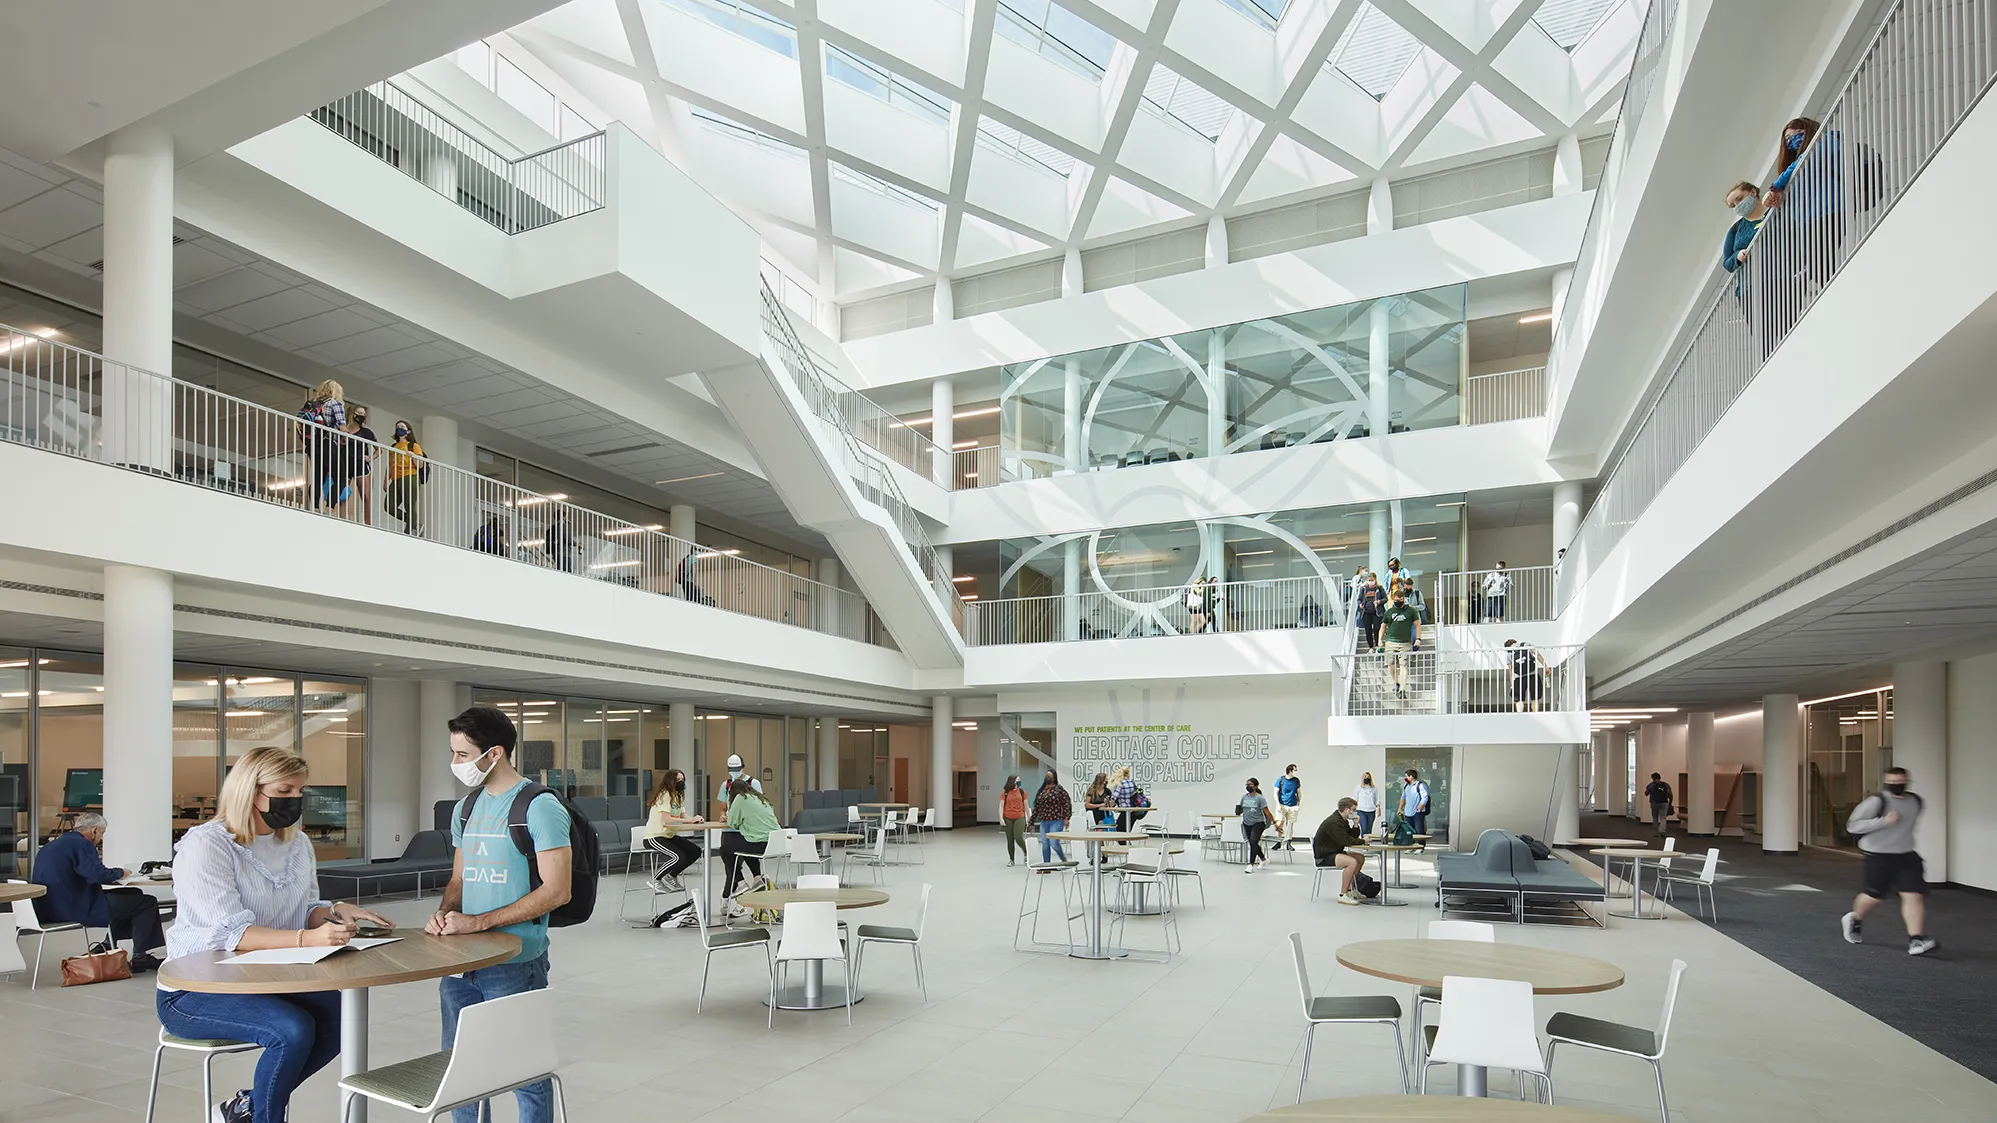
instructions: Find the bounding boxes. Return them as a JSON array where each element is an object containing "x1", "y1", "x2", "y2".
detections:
[
  {"x1": 1385, "y1": 747, "x2": 1453, "y2": 845},
  {"x1": 0, "y1": 652, "x2": 27, "y2": 877},
  {"x1": 474, "y1": 689, "x2": 672, "y2": 805},
  {"x1": 1000, "y1": 283, "x2": 1466, "y2": 476},
  {"x1": 1806, "y1": 689, "x2": 1892, "y2": 850}
]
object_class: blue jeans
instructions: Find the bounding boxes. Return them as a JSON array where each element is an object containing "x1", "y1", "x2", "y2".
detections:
[
  {"x1": 1358, "y1": 810, "x2": 1375, "y2": 835},
  {"x1": 1407, "y1": 811, "x2": 1428, "y2": 841},
  {"x1": 157, "y1": 987, "x2": 341, "y2": 1123},
  {"x1": 440, "y1": 952, "x2": 553, "y2": 1123},
  {"x1": 1039, "y1": 820, "x2": 1068, "y2": 862}
]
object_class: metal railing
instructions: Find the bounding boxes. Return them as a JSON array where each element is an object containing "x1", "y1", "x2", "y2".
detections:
[
  {"x1": 0, "y1": 324, "x2": 889, "y2": 645},
  {"x1": 1334, "y1": 644, "x2": 1585, "y2": 716},
  {"x1": 1558, "y1": 0, "x2": 1997, "y2": 608},
  {"x1": 1464, "y1": 367, "x2": 1548, "y2": 425},
  {"x1": 954, "y1": 445, "x2": 1001, "y2": 489},
  {"x1": 758, "y1": 288, "x2": 965, "y2": 632},
  {"x1": 1435, "y1": 565, "x2": 1557, "y2": 625},
  {"x1": 308, "y1": 80, "x2": 606, "y2": 235},
  {"x1": 963, "y1": 575, "x2": 1344, "y2": 646}
]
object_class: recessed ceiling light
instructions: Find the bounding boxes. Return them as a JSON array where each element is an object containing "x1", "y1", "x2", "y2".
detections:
[
  {"x1": 656, "y1": 472, "x2": 723, "y2": 485},
  {"x1": 1518, "y1": 311, "x2": 1554, "y2": 324}
]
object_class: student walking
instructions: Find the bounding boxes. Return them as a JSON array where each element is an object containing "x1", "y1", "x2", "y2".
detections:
[
  {"x1": 1031, "y1": 770, "x2": 1072, "y2": 863},
  {"x1": 1238, "y1": 777, "x2": 1274, "y2": 871},
  {"x1": 1358, "y1": 573, "x2": 1386, "y2": 649},
  {"x1": 1274, "y1": 764, "x2": 1303, "y2": 850},
  {"x1": 1399, "y1": 768, "x2": 1430, "y2": 845},
  {"x1": 345, "y1": 405, "x2": 378, "y2": 525},
  {"x1": 1001, "y1": 776, "x2": 1029, "y2": 865},
  {"x1": 296, "y1": 380, "x2": 346, "y2": 513},
  {"x1": 1841, "y1": 767, "x2": 1938, "y2": 956},
  {"x1": 1380, "y1": 588, "x2": 1421, "y2": 696},
  {"x1": 1353, "y1": 771, "x2": 1379, "y2": 835},
  {"x1": 383, "y1": 420, "x2": 425, "y2": 534},
  {"x1": 1643, "y1": 772, "x2": 1674, "y2": 836}
]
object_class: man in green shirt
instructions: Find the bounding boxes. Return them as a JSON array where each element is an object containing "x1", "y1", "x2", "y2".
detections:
[{"x1": 1380, "y1": 589, "x2": 1422, "y2": 697}]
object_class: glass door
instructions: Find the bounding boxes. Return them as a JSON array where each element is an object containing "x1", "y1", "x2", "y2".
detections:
[{"x1": 1384, "y1": 746, "x2": 1453, "y2": 845}]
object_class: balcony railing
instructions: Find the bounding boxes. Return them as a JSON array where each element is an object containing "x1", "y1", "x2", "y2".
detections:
[
  {"x1": 1464, "y1": 367, "x2": 1548, "y2": 425},
  {"x1": 0, "y1": 324, "x2": 888, "y2": 646},
  {"x1": 308, "y1": 80, "x2": 606, "y2": 234},
  {"x1": 963, "y1": 575, "x2": 1345, "y2": 646},
  {"x1": 1434, "y1": 565, "x2": 1557, "y2": 625},
  {"x1": 953, "y1": 445, "x2": 1001, "y2": 489},
  {"x1": 1557, "y1": 0, "x2": 1997, "y2": 609},
  {"x1": 1333, "y1": 644, "x2": 1585, "y2": 717}
]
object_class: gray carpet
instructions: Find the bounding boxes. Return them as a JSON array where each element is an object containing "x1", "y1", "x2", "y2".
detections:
[{"x1": 1570, "y1": 812, "x2": 1997, "y2": 1082}]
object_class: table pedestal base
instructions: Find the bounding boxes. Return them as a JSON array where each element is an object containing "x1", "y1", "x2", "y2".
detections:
[
  {"x1": 768, "y1": 958, "x2": 866, "y2": 1010},
  {"x1": 1458, "y1": 1063, "x2": 1487, "y2": 1097},
  {"x1": 341, "y1": 988, "x2": 369, "y2": 1123}
]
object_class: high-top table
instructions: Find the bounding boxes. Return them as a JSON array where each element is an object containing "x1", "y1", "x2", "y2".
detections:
[
  {"x1": 1593, "y1": 848, "x2": 1668, "y2": 919},
  {"x1": 1047, "y1": 830, "x2": 1147, "y2": 959},
  {"x1": 1335, "y1": 938, "x2": 1623, "y2": 1098},
  {"x1": 160, "y1": 932, "x2": 520, "y2": 1123},
  {"x1": 1344, "y1": 843, "x2": 1421, "y2": 905},
  {"x1": 1242, "y1": 1095, "x2": 1635, "y2": 1120},
  {"x1": 735, "y1": 886, "x2": 888, "y2": 1009},
  {"x1": 1559, "y1": 838, "x2": 1648, "y2": 898}
]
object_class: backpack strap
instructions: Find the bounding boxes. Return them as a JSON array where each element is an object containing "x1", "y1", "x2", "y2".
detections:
[
  {"x1": 457, "y1": 789, "x2": 480, "y2": 837},
  {"x1": 507, "y1": 783, "x2": 553, "y2": 894}
]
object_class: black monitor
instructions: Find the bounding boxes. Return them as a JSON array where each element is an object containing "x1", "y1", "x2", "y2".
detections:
[
  {"x1": 62, "y1": 767, "x2": 103, "y2": 811},
  {"x1": 302, "y1": 785, "x2": 347, "y2": 830}
]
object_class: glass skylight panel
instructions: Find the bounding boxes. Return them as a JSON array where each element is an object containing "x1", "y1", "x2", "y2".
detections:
[
  {"x1": 1533, "y1": 0, "x2": 1622, "y2": 50},
  {"x1": 1142, "y1": 65, "x2": 1235, "y2": 141},
  {"x1": 824, "y1": 43, "x2": 953, "y2": 126},
  {"x1": 832, "y1": 163, "x2": 940, "y2": 211},
  {"x1": 975, "y1": 117, "x2": 1076, "y2": 176},
  {"x1": 658, "y1": 0, "x2": 798, "y2": 58},
  {"x1": 1218, "y1": 0, "x2": 1287, "y2": 31},
  {"x1": 691, "y1": 106, "x2": 806, "y2": 160},
  {"x1": 1330, "y1": 3, "x2": 1422, "y2": 100},
  {"x1": 995, "y1": 0, "x2": 1118, "y2": 80}
]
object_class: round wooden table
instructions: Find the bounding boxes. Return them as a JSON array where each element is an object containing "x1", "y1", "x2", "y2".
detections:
[
  {"x1": 736, "y1": 887, "x2": 888, "y2": 1010},
  {"x1": 1047, "y1": 830, "x2": 1147, "y2": 960},
  {"x1": 815, "y1": 832, "x2": 864, "y2": 844},
  {"x1": 1344, "y1": 844, "x2": 1423, "y2": 904},
  {"x1": 1593, "y1": 849, "x2": 1667, "y2": 919},
  {"x1": 160, "y1": 932, "x2": 519, "y2": 1123},
  {"x1": 1336, "y1": 939, "x2": 1624, "y2": 1098},
  {"x1": 0, "y1": 882, "x2": 46, "y2": 904},
  {"x1": 1242, "y1": 1095, "x2": 1634, "y2": 1120}
]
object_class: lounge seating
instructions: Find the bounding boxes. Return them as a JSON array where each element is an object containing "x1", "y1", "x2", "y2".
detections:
[
  {"x1": 792, "y1": 789, "x2": 879, "y2": 835},
  {"x1": 1436, "y1": 829, "x2": 1604, "y2": 926},
  {"x1": 318, "y1": 830, "x2": 456, "y2": 900}
]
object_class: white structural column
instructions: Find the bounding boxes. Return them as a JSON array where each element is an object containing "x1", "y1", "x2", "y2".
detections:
[
  {"x1": 1893, "y1": 663, "x2": 1947, "y2": 880},
  {"x1": 1368, "y1": 503, "x2": 1390, "y2": 576},
  {"x1": 101, "y1": 124, "x2": 175, "y2": 473},
  {"x1": 1204, "y1": 213, "x2": 1227, "y2": 269},
  {"x1": 818, "y1": 716, "x2": 839, "y2": 789},
  {"x1": 1062, "y1": 360, "x2": 1084, "y2": 472},
  {"x1": 1635, "y1": 722, "x2": 1663, "y2": 823},
  {"x1": 1553, "y1": 744, "x2": 1581, "y2": 844},
  {"x1": 1552, "y1": 481, "x2": 1583, "y2": 557},
  {"x1": 1605, "y1": 732, "x2": 1628, "y2": 816},
  {"x1": 1762, "y1": 695, "x2": 1802, "y2": 853},
  {"x1": 367, "y1": 679, "x2": 422, "y2": 859},
  {"x1": 671, "y1": 503, "x2": 697, "y2": 604},
  {"x1": 1062, "y1": 539, "x2": 1082, "y2": 641},
  {"x1": 1061, "y1": 246, "x2": 1083, "y2": 297},
  {"x1": 670, "y1": 702, "x2": 697, "y2": 780},
  {"x1": 102, "y1": 566, "x2": 173, "y2": 867},
  {"x1": 1686, "y1": 712, "x2": 1716, "y2": 835},
  {"x1": 931, "y1": 696, "x2": 954, "y2": 829},
  {"x1": 815, "y1": 556, "x2": 842, "y2": 636},
  {"x1": 1552, "y1": 133, "x2": 1583, "y2": 196},
  {"x1": 1205, "y1": 328, "x2": 1226, "y2": 459},
  {"x1": 932, "y1": 378, "x2": 954, "y2": 488},
  {"x1": 418, "y1": 415, "x2": 461, "y2": 545},
  {"x1": 1589, "y1": 731, "x2": 1611, "y2": 810},
  {"x1": 416, "y1": 680, "x2": 462, "y2": 817},
  {"x1": 1389, "y1": 501, "x2": 1405, "y2": 563},
  {"x1": 1366, "y1": 178, "x2": 1394, "y2": 442},
  {"x1": 932, "y1": 276, "x2": 954, "y2": 325}
]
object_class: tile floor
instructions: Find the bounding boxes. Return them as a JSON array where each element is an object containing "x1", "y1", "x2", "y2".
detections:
[{"x1": 3, "y1": 830, "x2": 1995, "y2": 1122}]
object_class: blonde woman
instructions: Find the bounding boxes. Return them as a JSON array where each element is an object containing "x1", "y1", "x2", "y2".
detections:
[
  {"x1": 296, "y1": 380, "x2": 347, "y2": 513},
  {"x1": 157, "y1": 746, "x2": 390, "y2": 1123}
]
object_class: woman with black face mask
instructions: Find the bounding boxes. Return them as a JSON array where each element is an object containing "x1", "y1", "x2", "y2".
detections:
[
  {"x1": 156, "y1": 746, "x2": 391, "y2": 1123},
  {"x1": 643, "y1": 769, "x2": 703, "y2": 899}
]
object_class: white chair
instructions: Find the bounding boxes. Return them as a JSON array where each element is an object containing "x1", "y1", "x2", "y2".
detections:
[
  {"x1": 762, "y1": 828, "x2": 797, "y2": 887},
  {"x1": 144, "y1": 1030, "x2": 261, "y2": 1123},
  {"x1": 1419, "y1": 976, "x2": 1551, "y2": 1101},
  {"x1": 688, "y1": 890, "x2": 773, "y2": 1013},
  {"x1": 771, "y1": 901, "x2": 851, "y2": 1027},
  {"x1": 1288, "y1": 933, "x2": 1407, "y2": 1102},
  {"x1": 842, "y1": 827, "x2": 888, "y2": 885},
  {"x1": 789, "y1": 833, "x2": 831, "y2": 880},
  {"x1": 1219, "y1": 818, "x2": 1247, "y2": 864},
  {"x1": 846, "y1": 805, "x2": 863, "y2": 829},
  {"x1": 620, "y1": 827, "x2": 661, "y2": 921},
  {"x1": 10, "y1": 882, "x2": 96, "y2": 989},
  {"x1": 920, "y1": 807, "x2": 939, "y2": 840},
  {"x1": 854, "y1": 883, "x2": 929, "y2": 1001},
  {"x1": 1546, "y1": 959, "x2": 1687, "y2": 1121},
  {"x1": 337, "y1": 988, "x2": 568, "y2": 1123},
  {"x1": 1108, "y1": 847, "x2": 1179, "y2": 957},
  {"x1": 1414, "y1": 920, "x2": 1495, "y2": 1058},
  {"x1": 1657, "y1": 849, "x2": 1719, "y2": 923},
  {"x1": 1015, "y1": 860, "x2": 1082, "y2": 952},
  {"x1": 796, "y1": 873, "x2": 839, "y2": 890}
]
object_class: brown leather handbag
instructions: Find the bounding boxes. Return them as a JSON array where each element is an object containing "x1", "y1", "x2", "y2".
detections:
[{"x1": 60, "y1": 948, "x2": 132, "y2": 986}]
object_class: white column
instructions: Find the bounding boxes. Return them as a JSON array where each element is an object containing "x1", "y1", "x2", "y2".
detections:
[
  {"x1": 932, "y1": 379, "x2": 954, "y2": 488},
  {"x1": 932, "y1": 276, "x2": 954, "y2": 324},
  {"x1": 1605, "y1": 732, "x2": 1628, "y2": 816},
  {"x1": 931, "y1": 696, "x2": 954, "y2": 829},
  {"x1": 1552, "y1": 133, "x2": 1583, "y2": 196},
  {"x1": 1204, "y1": 213, "x2": 1227, "y2": 269},
  {"x1": 366, "y1": 679, "x2": 422, "y2": 859},
  {"x1": 1366, "y1": 177, "x2": 1393, "y2": 235},
  {"x1": 1686, "y1": 712, "x2": 1715, "y2": 835},
  {"x1": 1062, "y1": 359, "x2": 1084, "y2": 471},
  {"x1": 1894, "y1": 662, "x2": 1948, "y2": 880},
  {"x1": 101, "y1": 124, "x2": 175, "y2": 473},
  {"x1": 1550, "y1": 266, "x2": 1576, "y2": 330},
  {"x1": 1368, "y1": 300, "x2": 1392, "y2": 439},
  {"x1": 417, "y1": 680, "x2": 462, "y2": 819},
  {"x1": 671, "y1": 503, "x2": 697, "y2": 604},
  {"x1": 815, "y1": 556, "x2": 842, "y2": 635},
  {"x1": 1552, "y1": 481, "x2": 1582, "y2": 557},
  {"x1": 416, "y1": 415, "x2": 461, "y2": 546},
  {"x1": 818, "y1": 717, "x2": 840, "y2": 789},
  {"x1": 1554, "y1": 744, "x2": 1581, "y2": 844},
  {"x1": 1062, "y1": 538, "x2": 1082, "y2": 641},
  {"x1": 1061, "y1": 246, "x2": 1084, "y2": 297},
  {"x1": 1389, "y1": 500, "x2": 1405, "y2": 563},
  {"x1": 671, "y1": 702, "x2": 697, "y2": 780},
  {"x1": 1590, "y1": 731, "x2": 1611, "y2": 810},
  {"x1": 101, "y1": 566, "x2": 173, "y2": 867},
  {"x1": 1205, "y1": 328, "x2": 1226, "y2": 459},
  {"x1": 1635, "y1": 723, "x2": 1663, "y2": 822},
  {"x1": 1761, "y1": 694, "x2": 1801, "y2": 853},
  {"x1": 1368, "y1": 503, "x2": 1389, "y2": 576}
]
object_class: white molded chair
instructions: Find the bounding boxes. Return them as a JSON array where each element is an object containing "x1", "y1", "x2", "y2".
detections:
[
  {"x1": 1219, "y1": 818, "x2": 1247, "y2": 864},
  {"x1": 1108, "y1": 847, "x2": 1179, "y2": 956},
  {"x1": 1415, "y1": 920, "x2": 1495, "y2": 1058},
  {"x1": 846, "y1": 805, "x2": 862, "y2": 829},
  {"x1": 854, "y1": 883, "x2": 929, "y2": 1000},
  {"x1": 1015, "y1": 860, "x2": 1082, "y2": 952},
  {"x1": 144, "y1": 1030, "x2": 261, "y2": 1123},
  {"x1": 842, "y1": 827, "x2": 888, "y2": 885},
  {"x1": 789, "y1": 833, "x2": 831, "y2": 880},
  {"x1": 1657, "y1": 849, "x2": 1719, "y2": 923},
  {"x1": 1419, "y1": 976, "x2": 1551, "y2": 1101},
  {"x1": 620, "y1": 826, "x2": 661, "y2": 920},
  {"x1": 337, "y1": 988, "x2": 569, "y2": 1122},
  {"x1": 688, "y1": 890, "x2": 773, "y2": 1013},
  {"x1": 771, "y1": 901, "x2": 851, "y2": 1027},
  {"x1": 9, "y1": 882, "x2": 96, "y2": 989},
  {"x1": 920, "y1": 807, "x2": 939, "y2": 839},
  {"x1": 796, "y1": 873, "x2": 839, "y2": 890},
  {"x1": 1288, "y1": 933, "x2": 1407, "y2": 1102},
  {"x1": 1546, "y1": 959, "x2": 1687, "y2": 1122}
]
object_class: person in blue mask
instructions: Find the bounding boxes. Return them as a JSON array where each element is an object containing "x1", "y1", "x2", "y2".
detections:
[{"x1": 1763, "y1": 117, "x2": 1847, "y2": 301}]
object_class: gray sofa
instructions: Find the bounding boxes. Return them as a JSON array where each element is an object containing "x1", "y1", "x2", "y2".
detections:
[
  {"x1": 1436, "y1": 828, "x2": 1605, "y2": 925},
  {"x1": 792, "y1": 789, "x2": 879, "y2": 834},
  {"x1": 318, "y1": 830, "x2": 456, "y2": 900}
]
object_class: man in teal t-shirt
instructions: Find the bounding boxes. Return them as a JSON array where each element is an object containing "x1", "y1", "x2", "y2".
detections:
[{"x1": 431, "y1": 706, "x2": 571, "y2": 1123}]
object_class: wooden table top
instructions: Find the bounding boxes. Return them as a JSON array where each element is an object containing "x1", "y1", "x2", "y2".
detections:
[
  {"x1": 735, "y1": 887, "x2": 889, "y2": 910},
  {"x1": 859, "y1": 802, "x2": 908, "y2": 809},
  {"x1": 1048, "y1": 830, "x2": 1148, "y2": 842},
  {"x1": 1336, "y1": 939, "x2": 1625, "y2": 996},
  {"x1": 1201, "y1": 812, "x2": 1240, "y2": 819},
  {"x1": 813, "y1": 832, "x2": 864, "y2": 843},
  {"x1": 0, "y1": 882, "x2": 46, "y2": 904},
  {"x1": 1591, "y1": 848, "x2": 1664, "y2": 859},
  {"x1": 159, "y1": 932, "x2": 520, "y2": 995},
  {"x1": 1562, "y1": 838, "x2": 1648, "y2": 848},
  {"x1": 1348, "y1": 843, "x2": 1425, "y2": 853},
  {"x1": 1104, "y1": 841, "x2": 1186, "y2": 854},
  {"x1": 1245, "y1": 1096, "x2": 1634, "y2": 1120}
]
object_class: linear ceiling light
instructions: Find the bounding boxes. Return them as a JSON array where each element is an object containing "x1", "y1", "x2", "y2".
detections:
[
  {"x1": 1518, "y1": 311, "x2": 1554, "y2": 324},
  {"x1": 1803, "y1": 686, "x2": 1893, "y2": 706},
  {"x1": 656, "y1": 472, "x2": 723, "y2": 485}
]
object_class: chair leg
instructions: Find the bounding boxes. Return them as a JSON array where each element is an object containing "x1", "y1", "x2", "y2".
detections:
[
  {"x1": 1653, "y1": 1060, "x2": 1669, "y2": 1122},
  {"x1": 1296, "y1": 1024, "x2": 1315, "y2": 1103},
  {"x1": 913, "y1": 945, "x2": 928, "y2": 1001},
  {"x1": 141, "y1": 1043, "x2": 166, "y2": 1123},
  {"x1": 843, "y1": 957, "x2": 853, "y2": 1026},
  {"x1": 550, "y1": 1073, "x2": 569, "y2": 1123},
  {"x1": 31, "y1": 932, "x2": 44, "y2": 989},
  {"x1": 1544, "y1": 1041, "x2": 1558, "y2": 1101},
  {"x1": 1386, "y1": 1021, "x2": 1410, "y2": 1093},
  {"x1": 697, "y1": 951, "x2": 712, "y2": 1013}
]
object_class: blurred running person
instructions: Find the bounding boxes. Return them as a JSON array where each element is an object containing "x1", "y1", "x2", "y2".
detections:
[{"x1": 1842, "y1": 767, "x2": 1937, "y2": 956}]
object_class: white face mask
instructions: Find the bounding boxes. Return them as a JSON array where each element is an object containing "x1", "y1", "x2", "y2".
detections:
[
  {"x1": 1733, "y1": 195, "x2": 1758, "y2": 218},
  {"x1": 451, "y1": 748, "x2": 496, "y2": 787}
]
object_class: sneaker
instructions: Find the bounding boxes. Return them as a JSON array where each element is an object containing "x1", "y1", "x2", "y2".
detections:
[
  {"x1": 211, "y1": 1090, "x2": 252, "y2": 1123},
  {"x1": 1335, "y1": 892, "x2": 1362, "y2": 906},
  {"x1": 1841, "y1": 912, "x2": 1862, "y2": 944},
  {"x1": 1909, "y1": 936, "x2": 1938, "y2": 956},
  {"x1": 1243, "y1": 863, "x2": 1255, "y2": 874},
  {"x1": 661, "y1": 874, "x2": 685, "y2": 894},
  {"x1": 647, "y1": 872, "x2": 670, "y2": 893}
]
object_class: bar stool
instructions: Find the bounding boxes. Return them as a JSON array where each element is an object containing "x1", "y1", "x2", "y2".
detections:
[
  {"x1": 144, "y1": 1030, "x2": 261, "y2": 1123},
  {"x1": 1014, "y1": 860, "x2": 1082, "y2": 952}
]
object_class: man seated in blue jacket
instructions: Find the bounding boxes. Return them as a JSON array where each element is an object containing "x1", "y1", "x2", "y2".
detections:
[{"x1": 30, "y1": 814, "x2": 168, "y2": 971}]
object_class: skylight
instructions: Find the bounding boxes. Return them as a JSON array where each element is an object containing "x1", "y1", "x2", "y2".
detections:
[
  {"x1": 1143, "y1": 66, "x2": 1236, "y2": 142},
  {"x1": 1533, "y1": 0, "x2": 1623, "y2": 51},
  {"x1": 995, "y1": 0, "x2": 1118, "y2": 80},
  {"x1": 1330, "y1": 3, "x2": 1423, "y2": 100},
  {"x1": 691, "y1": 106, "x2": 805, "y2": 160},
  {"x1": 659, "y1": 0, "x2": 797, "y2": 58},
  {"x1": 825, "y1": 43, "x2": 952, "y2": 127},
  {"x1": 832, "y1": 163, "x2": 939, "y2": 211},
  {"x1": 976, "y1": 117, "x2": 1075, "y2": 176},
  {"x1": 1218, "y1": 0, "x2": 1287, "y2": 31}
]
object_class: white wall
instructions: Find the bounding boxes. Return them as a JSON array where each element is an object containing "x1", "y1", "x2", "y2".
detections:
[
  {"x1": 1946, "y1": 652, "x2": 1997, "y2": 890},
  {"x1": 1467, "y1": 522, "x2": 1553, "y2": 571},
  {"x1": 1451, "y1": 744, "x2": 1565, "y2": 845},
  {"x1": 367, "y1": 678, "x2": 422, "y2": 859}
]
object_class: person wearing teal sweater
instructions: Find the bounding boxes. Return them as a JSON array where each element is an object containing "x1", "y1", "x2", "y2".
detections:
[{"x1": 721, "y1": 776, "x2": 779, "y2": 916}]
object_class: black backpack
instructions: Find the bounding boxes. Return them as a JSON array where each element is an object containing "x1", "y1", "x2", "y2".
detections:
[
  {"x1": 1518, "y1": 834, "x2": 1553, "y2": 862},
  {"x1": 457, "y1": 782, "x2": 599, "y2": 928},
  {"x1": 1355, "y1": 872, "x2": 1381, "y2": 899}
]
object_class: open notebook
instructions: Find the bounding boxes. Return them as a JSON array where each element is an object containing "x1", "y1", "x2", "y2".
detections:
[{"x1": 219, "y1": 937, "x2": 402, "y2": 966}]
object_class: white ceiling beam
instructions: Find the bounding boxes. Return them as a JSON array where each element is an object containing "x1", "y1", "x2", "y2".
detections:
[
  {"x1": 1215, "y1": 0, "x2": 1365, "y2": 210},
  {"x1": 743, "y1": 204, "x2": 937, "y2": 279},
  {"x1": 1064, "y1": 0, "x2": 1183, "y2": 250},
  {"x1": 1372, "y1": 0, "x2": 1567, "y2": 173},
  {"x1": 790, "y1": 0, "x2": 839, "y2": 282},
  {"x1": 936, "y1": 0, "x2": 1000, "y2": 276},
  {"x1": 612, "y1": 0, "x2": 692, "y2": 168}
]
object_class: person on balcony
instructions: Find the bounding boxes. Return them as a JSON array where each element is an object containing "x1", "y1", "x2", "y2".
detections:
[
  {"x1": 384, "y1": 420, "x2": 425, "y2": 535},
  {"x1": 1505, "y1": 638, "x2": 1545, "y2": 712},
  {"x1": 295, "y1": 380, "x2": 346, "y2": 513},
  {"x1": 1297, "y1": 596, "x2": 1328, "y2": 629},
  {"x1": 1721, "y1": 180, "x2": 1766, "y2": 276},
  {"x1": 343, "y1": 406, "x2": 378, "y2": 525},
  {"x1": 1185, "y1": 578, "x2": 1211, "y2": 634},
  {"x1": 543, "y1": 511, "x2": 578, "y2": 574},
  {"x1": 1762, "y1": 117, "x2": 1848, "y2": 290},
  {"x1": 1481, "y1": 562, "x2": 1512, "y2": 622},
  {"x1": 472, "y1": 515, "x2": 508, "y2": 557}
]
